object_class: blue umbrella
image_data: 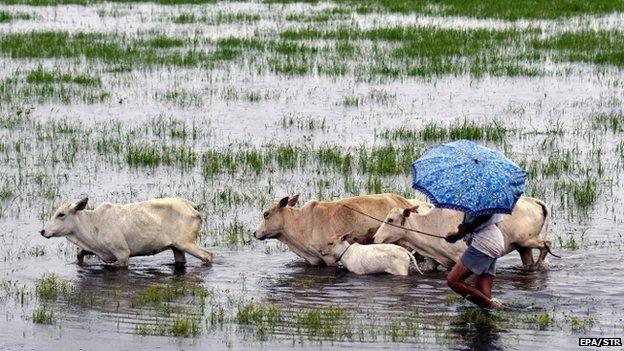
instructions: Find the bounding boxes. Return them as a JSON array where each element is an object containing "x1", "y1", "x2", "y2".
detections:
[{"x1": 411, "y1": 140, "x2": 526, "y2": 216}]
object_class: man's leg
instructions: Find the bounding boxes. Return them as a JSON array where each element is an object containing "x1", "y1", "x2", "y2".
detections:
[
  {"x1": 447, "y1": 261, "x2": 494, "y2": 308},
  {"x1": 475, "y1": 274, "x2": 494, "y2": 299}
]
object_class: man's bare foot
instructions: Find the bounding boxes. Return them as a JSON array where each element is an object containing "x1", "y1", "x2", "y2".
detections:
[{"x1": 489, "y1": 298, "x2": 503, "y2": 309}]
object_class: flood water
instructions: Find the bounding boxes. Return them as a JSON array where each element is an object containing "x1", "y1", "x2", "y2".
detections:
[
  {"x1": 3, "y1": 241, "x2": 623, "y2": 350},
  {"x1": 1, "y1": 2, "x2": 623, "y2": 350}
]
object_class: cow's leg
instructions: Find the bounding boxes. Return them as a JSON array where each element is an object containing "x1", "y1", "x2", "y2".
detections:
[
  {"x1": 535, "y1": 241, "x2": 551, "y2": 269},
  {"x1": 398, "y1": 264, "x2": 410, "y2": 276},
  {"x1": 115, "y1": 250, "x2": 130, "y2": 268},
  {"x1": 423, "y1": 258, "x2": 440, "y2": 271},
  {"x1": 518, "y1": 247, "x2": 534, "y2": 269},
  {"x1": 176, "y1": 243, "x2": 213, "y2": 265},
  {"x1": 172, "y1": 247, "x2": 186, "y2": 266},
  {"x1": 77, "y1": 249, "x2": 94, "y2": 266},
  {"x1": 385, "y1": 260, "x2": 409, "y2": 276}
]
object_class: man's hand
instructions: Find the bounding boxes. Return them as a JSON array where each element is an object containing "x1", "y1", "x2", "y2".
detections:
[
  {"x1": 457, "y1": 223, "x2": 470, "y2": 235},
  {"x1": 445, "y1": 231, "x2": 461, "y2": 243}
]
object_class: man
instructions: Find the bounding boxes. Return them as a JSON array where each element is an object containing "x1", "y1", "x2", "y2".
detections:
[{"x1": 445, "y1": 213, "x2": 505, "y2": 309}]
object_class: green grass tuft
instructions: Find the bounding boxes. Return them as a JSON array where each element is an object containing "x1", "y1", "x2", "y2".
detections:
[
  {"x1": 26, "y1": 66, "x2": 101, "y2": 86},
  {"x1": 35, "y1": 274, "x2": 68, "y2": 301},
  {"x1": 533, "y1": 30, "x2": 624, "y2": 67},
  {"x1": 419, "y1": 120, "x2": 508, "y2": 142},
  {"x1": 267, "y1": 0, "x2": 624, "y2": 20},
  {"x1": 0, "y1": 10, "x2": 32, "y2": 22},
  {"x1": 32, "y1": 305, "x2": 54, "y2": 324}
]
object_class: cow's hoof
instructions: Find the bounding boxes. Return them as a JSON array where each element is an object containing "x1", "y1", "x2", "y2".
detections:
[{"x1": 522, "y1": 264, "x2": 536, "y2": 272}]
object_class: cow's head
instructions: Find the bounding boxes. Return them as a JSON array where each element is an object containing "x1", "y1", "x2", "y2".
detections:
[
  {"x1": 373, "y1": 205, "x2": 419, "y2": 244},
  {"x1": 253, "y1": 195, "x2": 299, "y2": 240},
  {"x1": 40, "y1": 197, "x2": 89, "y2": 238},
  {"x1": 321, "y1": 232, "x2": 352, "y2": 258}
]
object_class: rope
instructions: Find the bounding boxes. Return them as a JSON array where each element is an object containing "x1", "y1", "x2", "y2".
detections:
[
  {"x1": 336, "y1": 243, "x2": 351, "y2": 261},
  {"x1": 343, "y1": 204, "x2": 562, "y2": 260},
  {"x1": 341, "y1": 204, "x2": 446, "y2": 239}
]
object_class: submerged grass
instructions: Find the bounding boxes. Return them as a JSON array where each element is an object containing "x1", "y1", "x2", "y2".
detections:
[
  {"x1": 126, "y1": 144, "x2": 197, "y2": 168},
  {"x1": 236, "y1": 300, "x2": 282, "y2": 325},
  {"x1": 555, "y1": 178, "x2": 598, "y2": 211},
  {"x1": 0, "y1": 10, "x2": 32, "y2": 22},
  {"x1": 280, "y1": 25, "x2": 540, "y2": 77},
  {"x1": 32, "y1": 305, "x2": 54, "y2": 324},
  {"x1": 135, "y1": 316, "x2": 201, "y2": 337},
  {"x1": 285, "y1": 8, "x2": 350, "y2": 22},
  {"x1": 1, "y1": 74, "x2": 109, "y2": 104},
  {"x1": 358, "y1": 144, "x2": 420, "y2": 175},
  {"x1": 26, "y1": 66, "x2": 101, "y2": 86},
  {"x1": 267, "y1": 0, "x2": 624, "y2": 20},
  {"x1": 525, "y1": 312, "x2": 552, "y2": 330},
  {"x1": 35, "y1": 274, "x2": 69, "y2": 301},
  {"x1": 0, "y1": 32, "x2": 217, "y2": 68},
  {"x1": 533, "y1": 30, "x2": 624, "y2": 67},
  {"x1": 131, "y1": 282, "x2": 208, "y2": 307},
  {"x1": 294, "y1": 305, "x2": 351, "y2": 339},
  {"x1": 0, "y1": 0, "x2": 218, "y2": 4},
  {"x1": 172, "y1": 12, "x2": 260, "y2": 24},
  {"x1": 418, "y1": 120, "x2": 509, "y2": 142},
  {"x1": 592, "y1": 111, "x2": 624, "y2": 132},
  {"x1": 0, "y1": 25, "x2": 615, "y2": 78},
  {"x1": 3, "y1": 0, "x2": 618, "y2": 18}
]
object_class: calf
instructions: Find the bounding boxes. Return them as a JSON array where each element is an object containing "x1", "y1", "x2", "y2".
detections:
[
  {"x1": 40, "y1": 197, "x2": 213, "y2": 267},
  {"x1": 321, "y1": 233, "x2": 422, "y2": 276}
]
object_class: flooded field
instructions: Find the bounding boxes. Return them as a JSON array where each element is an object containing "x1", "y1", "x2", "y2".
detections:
[{"x1": 1, "y1": 0, "x2": 623, "y2": 350}]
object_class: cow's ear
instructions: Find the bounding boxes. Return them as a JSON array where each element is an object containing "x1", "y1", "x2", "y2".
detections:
[
  {"x1": 287, "y1": 194, "x2": 299, "y2": 207},
  {"x1": 403, "y1": 208, "x2": 412, "y2": 218},
  {"x1": 73, "y1": 197, "x2": 89, "y2": 212},
  {"x1": 278, "y1": 196, "x2": 289, "y2": 208}
]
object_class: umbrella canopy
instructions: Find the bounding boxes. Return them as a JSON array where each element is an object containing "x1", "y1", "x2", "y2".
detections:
[{"x1": 411, "y1": 140, "x2": 526, "y2": 216}]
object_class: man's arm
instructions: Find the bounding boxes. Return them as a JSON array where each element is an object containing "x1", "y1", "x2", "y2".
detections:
[
  {"x1": 463, "y1": 214, "x2": 493, "y2": 233},
  {"x1": 445, "y1": 214, "x2": 493, "y2": 243}
]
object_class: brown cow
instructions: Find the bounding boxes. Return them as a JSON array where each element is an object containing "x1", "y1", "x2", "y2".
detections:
[{"x1": 253, "y1": 194, "x2": 423, "y2": 265}]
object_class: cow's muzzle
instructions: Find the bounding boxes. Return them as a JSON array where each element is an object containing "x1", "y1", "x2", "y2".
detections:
[{"x1": 253, "y1": 231, "x2": 279, "y2": 240}]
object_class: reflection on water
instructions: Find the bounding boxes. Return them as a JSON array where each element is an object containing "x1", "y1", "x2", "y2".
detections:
[{"x1": 448, "y1": 321, "x2": 503, "y2": 351}]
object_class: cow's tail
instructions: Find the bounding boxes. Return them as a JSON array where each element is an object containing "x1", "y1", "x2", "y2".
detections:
[
  {"x1": 537, "y1": 199, "x2": 550, "y2": 243},
  {"x1": 183, "y1": 199, "x2": 205, "y2": 216},
  {"x1": 536, "y1": 199, "x2": 560, "y2": 258},
  {"x1": 192, "y1": 202, "x2": 206, "y2": 211},
  {"x1": 407, "y1": 250, "x2": 423, "y2": 275}
]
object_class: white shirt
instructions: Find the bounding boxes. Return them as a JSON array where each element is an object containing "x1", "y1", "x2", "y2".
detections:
[{"x1": 464, "y1": 214, "x2": 505, "y2": 258}]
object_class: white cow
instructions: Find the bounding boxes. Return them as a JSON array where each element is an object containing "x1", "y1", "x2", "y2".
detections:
[
  {"x1": 373, "y1": 196, "x2": 552, "y2": 270},
  {"x1": 40, "y1": 197, "x2": 213, "y2": 267},
  {"x1": 321, "y1": 233, "x2": 422, "y2": 276}
]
